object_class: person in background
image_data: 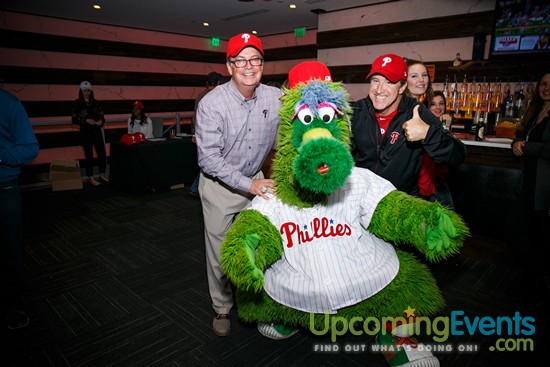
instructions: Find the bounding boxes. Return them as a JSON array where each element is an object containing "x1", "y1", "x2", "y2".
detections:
[
  {"x1": 127, "y1": 101, "x2": 153, "y2": 139},
  {"x1": 351, "y1": 53, "x2": 466, "y2": 197},
  {"x1": 71, "y1": 81, "x2": 108, "y2": 186},
  {"x1": 188, "y1": 72, "x2": 223, "y2": 198},
  {"x1": 0, "y1": 88, "x2": 39, "y2": 329},
  {"x1": 405, "y1": 58, "x2": 433, "y2": 104},
  {"x1": 428, "y1": 91, "x2": 453, "y2": 127},
  {"x1": 194, "y1": 33, "x2": 281, "y2": 337},
  {"x1": 508, "y1": 70, "x2": 550, "y2": 301},
  {"x1": 405, "y1": 59, "x2": 458, "y2": 209}
]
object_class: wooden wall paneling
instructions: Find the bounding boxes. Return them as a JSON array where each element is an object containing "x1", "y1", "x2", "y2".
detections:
[
  {"x1": 21, "y1": 99, "x2": 195, "y2": 118},
  {"x1": 0, "y1": 29, "x2": 225, "y2": 63},
  {"x1": 0, "y1": 29, "x2": 316, "y2": 64},
  {"x1": 0, "y1": 66, "x2": 207, "y2": 86},
  {"x1": 329, "y1": 57, "x2": 548, "y2": 85},
  {"x1": 317, "y1": 11, "x2": 495, "y2": 49}
]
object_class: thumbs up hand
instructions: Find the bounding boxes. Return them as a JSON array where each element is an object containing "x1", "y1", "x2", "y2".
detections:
[{"x1": 402, "y1": 105, "x2": 430, "y2": 142}]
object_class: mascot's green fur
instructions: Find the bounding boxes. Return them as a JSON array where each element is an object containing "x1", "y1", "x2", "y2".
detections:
[{"x1": 220, "y1": 61, "x2": 469, "y2": 366}]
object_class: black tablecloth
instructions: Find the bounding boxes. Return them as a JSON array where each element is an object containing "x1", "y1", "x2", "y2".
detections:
[{"x1": 109, "y1": 138, "x2": 199, "y2": 192}]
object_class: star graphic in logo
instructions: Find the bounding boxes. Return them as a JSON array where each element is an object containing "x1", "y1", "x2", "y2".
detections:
[{"x1": 404, "y1": 306, "x2": 416, "y2": 318}]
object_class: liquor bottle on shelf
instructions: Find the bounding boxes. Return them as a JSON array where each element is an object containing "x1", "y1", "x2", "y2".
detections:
[
  {"x1": 473, "y1": 81, "x2": 483, "y2": 112},
  {"x1": 514, "y1": 83, "x2": 526, "y2": 119},
  {"x1": 452, "y1": 75, "x2": 460, "y2": 116},
  {"x1": 473, "y1": 109, "x2": 486, "y2": 141},
  {"x1": 475, "y1": 110, "x2": 487, "y2": 141},
  {"x1": 469, "y1": 75, "x2": 477, "y2": 97},
  {"x1": 483, "y1": 80, "x2": 493, "y2": 112},
  {"x1": 443, "y1": 74, "x2": 449, "y2": 100},
  {"x1": 492, "y1": 78, "x2": 502, "y2": 112},
  {"x1": 503, "y1": 89, "x2": 514, "y2": 118},
  {"x1": 459, "y1": 74, "x2": 469, "y2": 117}
]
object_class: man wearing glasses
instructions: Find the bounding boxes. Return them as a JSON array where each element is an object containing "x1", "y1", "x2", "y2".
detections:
[{"x1": 194, "y1": 33, "x2": 281, "y2": 337}]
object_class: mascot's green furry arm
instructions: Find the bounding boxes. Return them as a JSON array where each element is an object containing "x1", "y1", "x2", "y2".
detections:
[
  {"x1": 369, "y1": 191, "x2": 469, "y2": 262},
  {"x1": 221, "y1": 210, "x2": 282, "y2": 293}
]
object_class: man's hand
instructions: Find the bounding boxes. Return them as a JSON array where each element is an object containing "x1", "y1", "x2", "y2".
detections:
[
  {"x1": 251, "y1": 178, "x2": 275, "y2": 199},
  {"x1": 402, "y1": 105, "x2": 429, "y2": 142}
]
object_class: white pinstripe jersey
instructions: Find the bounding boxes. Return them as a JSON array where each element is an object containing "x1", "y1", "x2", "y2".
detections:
[{"x1": 251, "y1": 167, "x2": 400, "y2": 314}]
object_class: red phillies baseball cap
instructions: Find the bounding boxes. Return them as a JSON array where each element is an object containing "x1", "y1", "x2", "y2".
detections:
[
  {"x1": 226, "y1": 33, "x2": 264, "y2": 59},
  {"x1": 120, "y1": 133, "x2": 136, "y2": 145},
  {"x1": 134, "y1": 132, "x2": 146, "y2": 143},
  {"x1": 288, "y1": 61, "x2": 332, "y2": 89},
  {"x1": 366, "y1": 54, "x2": 408, "y2": 83},
  {"x1": 133, "y1": 101, "x2": 144, "y2": 109}
]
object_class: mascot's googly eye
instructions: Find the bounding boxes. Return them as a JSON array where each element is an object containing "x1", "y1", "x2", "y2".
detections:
[
  {"x1": 318, "y1": 106, "x2": 336, "y2": 123},
  {"x1": 297, "y1": 107, "x2": 314, "y2": 125}
]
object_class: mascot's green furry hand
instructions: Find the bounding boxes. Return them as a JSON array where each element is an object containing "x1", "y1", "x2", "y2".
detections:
[
  {"x1": 368, "y1": 190, "x2": 469, "y2": 262},
  {"x1": 221, "y1": 210, "x2": 283, "y2": 292}
]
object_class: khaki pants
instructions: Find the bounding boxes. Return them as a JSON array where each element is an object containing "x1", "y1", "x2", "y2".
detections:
[{"x1": 199, "y1": 171, "x2": 263, "y2": 314}]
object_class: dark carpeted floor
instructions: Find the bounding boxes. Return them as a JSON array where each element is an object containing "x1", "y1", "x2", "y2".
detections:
[{"x1": 4, "y1": 183, "x2": 547, "y2": 366}]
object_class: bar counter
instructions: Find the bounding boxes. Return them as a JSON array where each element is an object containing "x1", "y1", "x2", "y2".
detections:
[{"x1": 448, "y1": 134, "x2": 522, "y2": 239}]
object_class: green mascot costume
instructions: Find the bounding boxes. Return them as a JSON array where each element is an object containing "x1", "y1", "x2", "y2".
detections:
[{"x1": 220, "y1": 61, "x2": 469, "y2": 367}]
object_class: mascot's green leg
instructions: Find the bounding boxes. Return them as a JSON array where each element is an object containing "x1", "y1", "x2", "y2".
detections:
[{"x1": 235, "y1": 250, "x2": 443, "y2": 365}]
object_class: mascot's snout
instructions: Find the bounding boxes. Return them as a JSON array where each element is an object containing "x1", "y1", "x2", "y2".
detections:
[
  {"x1": 300, "y1": 128, "x2": 337, "y2": 176},
  {"x1": 294, "y1": 135, "x2": 352, "y2": 194},
  {"x1": 301, "y1": 127, "x2": 333, "y2": 144}
]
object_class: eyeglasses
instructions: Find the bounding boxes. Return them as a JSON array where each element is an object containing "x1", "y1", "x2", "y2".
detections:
[{"x1": 229, "y1": 57, "x2": 264, "y2": 68}]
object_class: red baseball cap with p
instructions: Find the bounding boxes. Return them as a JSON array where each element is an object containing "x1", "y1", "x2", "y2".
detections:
[
  {"x1": 226, "y1": 33, "x2": 264, "y2": 59},
  {"x1": 366, "y1": 54, "x2": 408, "y2": 83},
  {"x1": 288, "y1": 61, "x2": 332, "y2": 89}
]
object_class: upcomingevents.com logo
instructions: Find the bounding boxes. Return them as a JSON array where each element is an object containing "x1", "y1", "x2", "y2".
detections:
[{"x1": 309, "y1": 308, "x2": 536, "y2": 352}]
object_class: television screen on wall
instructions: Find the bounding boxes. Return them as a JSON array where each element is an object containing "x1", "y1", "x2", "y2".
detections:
[{"x1": 490, "y1": 0, "x2": 549, "y2": 57}]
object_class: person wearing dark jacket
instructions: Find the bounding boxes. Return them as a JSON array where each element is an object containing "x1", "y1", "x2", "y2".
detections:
[
  {"x1": 507, "y1": 70, "x2": 550, "y2": 301},
  {"x1": 351, "y1": 54, "x2": 466, "y2": 197},
  {"x1": 0, "y1": 88, "x2": 39, "y2": 329},
  {"x1": 71, "y1": 81, "x2": 108, "y2": 186}
]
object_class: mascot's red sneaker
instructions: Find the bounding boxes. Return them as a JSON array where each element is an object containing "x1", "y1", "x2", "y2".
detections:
[{"x1": 376, "y1": 321, "x2": 439, "y2": 367}]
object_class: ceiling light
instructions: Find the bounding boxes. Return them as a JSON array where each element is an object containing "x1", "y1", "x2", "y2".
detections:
[
  {"x1": 93, "y1": 5, "x2": 101, "y2": 10},
  {"x1": 203, "y1": 22, "x2": 209, "y2": 27},
  {"x1": 290, "y1": 4, "x2": 297, "y2": 9},
  {"x1": 252, "y1": 30, "x2": 257, "y2": 34}
]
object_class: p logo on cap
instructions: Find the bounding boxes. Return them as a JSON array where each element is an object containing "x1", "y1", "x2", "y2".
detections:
[
  {"x1": 121, "y1": 133, "x2": 147, "y2": 145},
  {"x1": 226, "y1": 33, "x2": 264, "y2": 59},
  {"x1": 366, "y1": 54, "x2": 408, "y2": 83}
]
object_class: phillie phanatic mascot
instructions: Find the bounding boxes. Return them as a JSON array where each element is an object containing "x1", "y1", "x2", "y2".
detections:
[{"x1": 220, "y1": 61, "x2": 469, "y2": 367}]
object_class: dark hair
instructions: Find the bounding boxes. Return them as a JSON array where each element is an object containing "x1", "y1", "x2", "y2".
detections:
[
  {"x1": 206, "y1": 72, "x2": 222, "y2": 86},
  {"x1": 426, "y1": 90, "x2": 446, "y2": 108},
  {"x1": 130, "y1": 103, "x2": 148, "y2": 128},
  {"x1": 78, "y1": 88, "x2": 96, "y2": 104},
  {"x1": 521, "y1": 70, "x2": 550, "y2": 129}
]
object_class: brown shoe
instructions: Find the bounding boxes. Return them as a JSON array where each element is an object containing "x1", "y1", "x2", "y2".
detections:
[
  {"x1": 213, "y1": 314, "x2": 230, "y2": 336},
  {"x1": 89, "y1": 177, "x2": 101, "y2": 186}
]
